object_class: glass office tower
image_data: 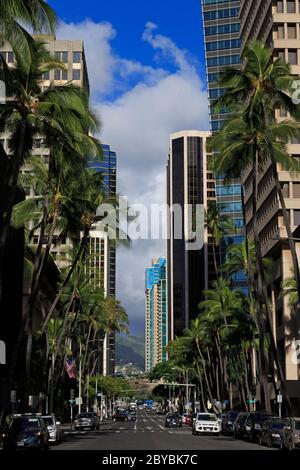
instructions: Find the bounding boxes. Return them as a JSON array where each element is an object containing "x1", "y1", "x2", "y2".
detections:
[
  {"x1": 87, "y1": 144, "x2": 117, "y2": 375},
  {"x1": 145, "y1": 258, "x2": 167, "y2": 372},
  {"x1": 201, "y1": 0, "x2": 247, "y2": 291}
]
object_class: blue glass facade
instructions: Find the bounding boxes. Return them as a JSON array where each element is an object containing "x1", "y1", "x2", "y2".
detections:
[
  {"x1": 145, "y1": 257, "x2": 167, "y2": 371},
  {"x1": 87, "y1": 144, "x2": 117, "y2": 196},
  {"x1": 201, "y1": 1, "x2": 247, "y2": 291}
]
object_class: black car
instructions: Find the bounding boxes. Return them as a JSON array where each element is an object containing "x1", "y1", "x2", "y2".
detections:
[
  {"x1": 128, "y1": 410, "x2": 136, "y2": 421},
  {"x1": 233, "y1": 412, "x2": 248, "y2": 439},
  {"x1": 113, "y1": 408, "x2": 129, "y2": 422},
  {"x1": 259, "y1": 418, "x2": 287, "y2": 448},
  {"x1": 222, "y1": 411, "x2": 239, "y2": 435},
  {"x1": 244, "y1": 411, "x2": 277, "y2": 442},
  {"x1": 2, "y1": 415, "x2": 49, "y2": 451},
  {"x1": 165, "y1": 413, "x2": 182, "y2": 428}
]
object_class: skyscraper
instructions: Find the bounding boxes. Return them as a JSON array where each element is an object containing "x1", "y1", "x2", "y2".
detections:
[
  {"x1": 166, "y1": 130, "x2": 212, "y2": 340},
  {"x1": 201, "y1": 1, "x2": 247, "y2": 291},
  {"x1": 87, "y1": 144, "x2": 118, "y2": 376},
  {"x1": 145, "y1": 257, "x2": 167, "y2": 372},
  {"x1": 239, "y1": 0, "x2": 300, "y2": 414}
]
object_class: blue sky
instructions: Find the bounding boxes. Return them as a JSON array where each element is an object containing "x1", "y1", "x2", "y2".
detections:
[
  {"x1": 49, "y1": 0, "x2": 206, "y2": 80},
  {"x1": 48, "y1": 1, "x2": 209, "y2": 335}
]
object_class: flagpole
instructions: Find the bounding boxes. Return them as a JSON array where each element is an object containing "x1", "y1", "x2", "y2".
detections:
[{"x1": 79, "y1": 342, "x2": 82, "y2": 414}]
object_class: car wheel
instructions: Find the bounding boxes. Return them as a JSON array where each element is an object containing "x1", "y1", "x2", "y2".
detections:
[
  {"x1": 279, "y1": 439, "x2": 283, "y2": 450},
  {"x1": 250, "y1": 431, "x2": 255, "y2": 443},
  {"x1": 267, "y1": 436, "x2": 272, "y2": 448}
]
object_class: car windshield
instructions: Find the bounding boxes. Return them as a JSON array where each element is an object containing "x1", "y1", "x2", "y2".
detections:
[
  {"x1": 168, "y1": 415, "x2": 179, "y2": 419},
  {"x1": 197, "y1": 414, "x2": 217, "y2": 421},
  {"x1": 227, "y1": 412, "x2": 238, "y2": 419},
  {"x1": 271, "y1": 421, "x2": 286, "y2": 429},
  {"x1": 295, "y1": 421, "x2": 300, "y2": 430},
  {"x1": 10, "y1": 418, "x2": 40, "y2": 432},
  {"x1": 78, "y1": 413, "x2": 93, "y2": 419},
  {"x1": 255, "y1": 414, "x2": 276, "y2": 422},
  {"x1": 41, "y1": 416, "x2": 54, "y2": 426}
]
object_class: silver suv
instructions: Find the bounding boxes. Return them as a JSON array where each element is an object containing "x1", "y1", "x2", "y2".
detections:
[
  {"x1": 74, "y1": 412, "x2": 100, "y2": 430},
  {"x1": 41, "y1": 414, "x2": 63, "y2": 445}
]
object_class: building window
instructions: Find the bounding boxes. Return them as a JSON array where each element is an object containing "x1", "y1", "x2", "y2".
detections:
[
  {"x1": 281, "y1": 183, "x2": 289, "y2": 198},
  {"x1": 62, "y1": 70, "x2": 68, "y2": 80},
  {"x1": 73, "y1": 51, "x2": 81, "y2": 63},
  {"x1": 55, "y1": 51, "x2": 68, "y2": 62},
  {"x1": 72, "y1": 69, "x2": 81, "y2": 80},
  {"x1": 277, "y1": 25, "x2": 284, "y2": 39},
  {"x1": 42, "y1": 71, "x2": 50, "y2": 80},
  {"x1": 288, "y1": 25, "x2": 297, "y2": 39},
  {"x1": 287, "y1": 1, "x2": 296, "y2": 13},
  {"x1": 288, "y1": 50, "x2": 297, "y2": 65},
  {"x1": 293, "y1": 183, "x2": 300, "y2": 198},
  {"x1": 7, "y1": 51, "x2": 14, "y2": 63},
  {"x1": 54, "y1": 69, "x2": 61, "y2": 80},
  {"x1": 277, "y1": 1, "x2": 284, "y2": 12}
]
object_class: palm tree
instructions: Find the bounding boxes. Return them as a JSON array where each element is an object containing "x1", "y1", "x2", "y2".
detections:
[
  {"x1": 0, "y1": 1, "x2": 56, "y2": 69},
  {"x1": 205, "y1": 200, "x2": 233, "y2": 279},
  {"x1": 212, "y1": 112, "x2": 299, "y2": 412},
  {"x1": 0, "y1": 41, "x2": 100, "y2": 305},
  {"x1": 215, "y1": 39, "x2": 300, "y2": 321}
]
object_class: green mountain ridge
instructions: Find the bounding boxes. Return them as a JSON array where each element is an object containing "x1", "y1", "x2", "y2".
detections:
[{"x1": 116, "y1": 334, "x2": 145, "y2": 369}]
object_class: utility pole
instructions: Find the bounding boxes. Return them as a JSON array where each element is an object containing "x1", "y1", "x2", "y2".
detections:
[
  {"x1": 185, "y1": 370, "x2": 189, "y2": 412},
  {"x1": 86, "y1": 374, "x2": 89, "y2": 412},
  {"x1": 79, "y1": 343, "x2": 82, "y2": 415}
]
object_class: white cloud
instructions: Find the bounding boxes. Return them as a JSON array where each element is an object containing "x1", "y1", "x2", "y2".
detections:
[{"x1": 57, "y1": 20, "x2": 209, "y2": 332}]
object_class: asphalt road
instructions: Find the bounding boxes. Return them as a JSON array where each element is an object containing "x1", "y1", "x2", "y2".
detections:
[{"x1": 53, "y1": 410, "x2": 271, "y2": 450}]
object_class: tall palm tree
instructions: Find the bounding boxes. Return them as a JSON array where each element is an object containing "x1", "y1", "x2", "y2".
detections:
[
  {"x1": 0, "y1": 41, "x2": 100, "y2": 302},
  {"x1": 0, "y1": 1, "x2": 57, "y2": 68},
  {"x1": 215, "y1": 39, "x2": 300, "y2": 320},
  {"x1": 205, "y1": 200, "x2": 233, "y2": 279},
  {"x1": 211, "y1": 114, "x2": 298, "y2": 411}
]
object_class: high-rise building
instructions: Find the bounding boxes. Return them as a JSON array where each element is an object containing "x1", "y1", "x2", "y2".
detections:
[
  {"x1": 201, "y1": 0, "x2": 247, "y2": 291},
  {"x1": 145, "y1": 257, "x2": 167, "y2": 372},
  {"x1": 239, "y1": 0, "x2": 300, "y2": 414},
  {"x1": 87, "y1": 144, "x2": 118, "y2": 376},
  {"x1": 166, "y1": 130, "x2": 213, "y2": 340}
]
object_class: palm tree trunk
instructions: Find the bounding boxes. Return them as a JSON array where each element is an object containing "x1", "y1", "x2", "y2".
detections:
[
  {"x1": 41, "y1": 224, "x2": 90, "y2": 332},
  {"x1": 0, "y1": 119, "x2": 26, "y2": 304},
  {"x1": 196, "y1": 339, "x2": 215, "y2": 410},
  {"x1": 196, "y1": 362, "x2": 208, "y2": 412},
  {"x1": 252, "y1": 148, "x2": 272, "y2": 411}
]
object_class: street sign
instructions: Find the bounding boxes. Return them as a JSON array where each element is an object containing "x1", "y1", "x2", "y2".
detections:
[
  {"x1": 10, "y1": 390, "x2": 17, "y2": 404},
  {"x1": 75, "y1": 397, "x2": 82, "y2": 405},
  {"x1": 69, "y1": 399, "x2": 75, "y2": 405},
  {"x1": 277, "y1": 393, "x2": 283, "y2": 403},
  {"x1": 247, "y1": 399, "x2": 256, "y2": 404}
]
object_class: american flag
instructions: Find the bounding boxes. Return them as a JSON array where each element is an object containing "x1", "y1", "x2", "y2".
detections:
[{"x1": 64, "y1": 358, "x2": 77, "y2": 379}]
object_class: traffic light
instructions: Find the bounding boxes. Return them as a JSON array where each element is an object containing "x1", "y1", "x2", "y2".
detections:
[{"x1": 70, "y1": 389, "x2": 75, "y2": 400}]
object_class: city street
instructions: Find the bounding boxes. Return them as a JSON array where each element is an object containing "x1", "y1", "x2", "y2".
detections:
[{"x1": 54, "y1": 410, "x2": 271, "y2": 451}]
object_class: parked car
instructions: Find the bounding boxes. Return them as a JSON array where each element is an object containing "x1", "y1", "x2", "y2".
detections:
[
  {"x1": 2, "y1": 414, "x2": 49, "y2": 451},
  {"x1": 244, "y1": 411, "x2": 277, "y2": 442},
  {"x1": 113, "y1": 408, "x2": 129, "y2": 422},
  {"x1": 233, "y1": 412, "x2": 248, "y2": 439},
  {"x1": 41, "y1": 414, "x2": 63, "y2": 445},
  {"x1": 192, "y1": 413, "x2": 220, "y2": 436},
  {"x1": 74, "y1": 412, "x2": 100, "y2": 430},
  {"x1": 282, "y1": 417, "x2": 300, "y2": 450},
  {"x1": 181, "y1": 413, "x2": 190, "y2": 425},
  {"x1": 165, "y1": 413, "x2": 182, "y2": 428},
  {"x1": 222, "y1": 411, "x2": 239, "y2": 435},
  {"x1": 189, "y1": 412, "x2": 197, "y2": 427},
  {"x1": 259, "y1": 418, "x2": 287, "y2": 448},
  {"x1": 128, "y1": 410, "x2": 136, "y2": 421}
]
